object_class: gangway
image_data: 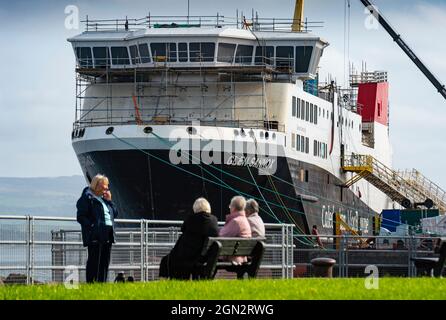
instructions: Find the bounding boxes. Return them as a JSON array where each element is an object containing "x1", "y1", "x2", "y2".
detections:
[
  {"x1": 342, "y1": 155, "x2": 445, "y2": 212},
  {"x1": 398, "y1": 169, "x2": 446, "y2": 213}
]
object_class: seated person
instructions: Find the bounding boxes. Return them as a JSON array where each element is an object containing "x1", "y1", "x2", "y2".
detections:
[
  {"x1": 245, "y1": 199, "x2": 265, "y2": 238},
  {"x1": 159, "y1": 197, "x2": 219, "y2": 279},
  {"x1": 219, "y1": 196, "x2": 252, "y2": 264}
]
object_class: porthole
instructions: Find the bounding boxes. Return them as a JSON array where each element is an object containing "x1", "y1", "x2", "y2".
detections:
[
  {"x1": 186, "y1": 126, "x2": 197, "y2": 135},
  {"x1": 234, "y1": 129, "x2": 239, "y2": 136},
  {"x1": 260, "y1": 131, "x2": 264, "y2": 138},
  {"x1": 143, "y1": 126, "x2": 153, "y2": 134},
  {"x1": 265, "y1": 131, "x2": 269, "y2": 140},
  {"x1": 240, "y1": 128, "x2": 246, "y2": 137},
  {"x1": 272, "y1": 132, "x2": 276, "y2": 140},
  {"x1": 106, "y1": 127, "x2": 114, "y2": 135}
]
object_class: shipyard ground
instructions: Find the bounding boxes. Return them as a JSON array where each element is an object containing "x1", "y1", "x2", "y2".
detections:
[{"x1": 1, "y1": 278, "x2": 445, "y2": 300}]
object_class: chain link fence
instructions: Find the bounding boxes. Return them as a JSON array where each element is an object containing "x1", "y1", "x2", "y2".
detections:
[{"x1": 0, "y1": 216, "x2": 294, "y2": 284}]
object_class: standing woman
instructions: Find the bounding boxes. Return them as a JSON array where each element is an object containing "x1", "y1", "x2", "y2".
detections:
[{"x1": 76, "y1": 174, "x2": 118, "y2": 283}]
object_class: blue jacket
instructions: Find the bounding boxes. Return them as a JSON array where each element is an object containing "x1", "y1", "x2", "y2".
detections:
[{"x1": 76, "y1": 187, "x2": 119, "y2": 247}]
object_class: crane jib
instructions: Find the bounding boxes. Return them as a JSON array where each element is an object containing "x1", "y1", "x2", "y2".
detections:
[{"x1": 359, "y1": 0, "x2": 446, "y2": 101}]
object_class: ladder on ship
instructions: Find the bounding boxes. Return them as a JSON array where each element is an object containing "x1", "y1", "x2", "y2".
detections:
[{"x1": 342, "y1": 155, "x2": 446, "y2": 212}]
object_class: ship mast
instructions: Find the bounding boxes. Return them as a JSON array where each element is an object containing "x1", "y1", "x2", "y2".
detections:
[{"x1": 292, "y1": 0, "x2": 305, "y2": 32}]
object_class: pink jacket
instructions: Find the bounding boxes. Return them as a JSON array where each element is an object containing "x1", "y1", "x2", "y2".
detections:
[
  {"x1": 219, "y1": 210, "x2": 252, "y2": 264},
  {"x1": 219, "y1": 211, "x2": 252, "y2": 238}
]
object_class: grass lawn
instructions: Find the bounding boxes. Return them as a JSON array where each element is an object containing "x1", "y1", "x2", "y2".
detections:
[{"x1": 1, "y1": 278, "x2": 445, "y2": 300}]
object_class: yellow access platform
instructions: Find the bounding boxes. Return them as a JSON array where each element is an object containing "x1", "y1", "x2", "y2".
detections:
[{"x1": 342, "y1": 154, "x2": 446, "y2": 212}]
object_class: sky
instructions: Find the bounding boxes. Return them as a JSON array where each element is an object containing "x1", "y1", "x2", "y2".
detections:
[{"x1": 0, "y1": 0, "x2": 445, "y2": 189}]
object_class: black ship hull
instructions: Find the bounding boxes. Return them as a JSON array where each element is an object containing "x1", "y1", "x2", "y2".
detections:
[{"x1": 76, "y1": 149, "x2": 375, "y2": 236}]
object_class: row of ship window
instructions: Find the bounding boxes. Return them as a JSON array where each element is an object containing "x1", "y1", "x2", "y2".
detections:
[
  {"x1": 75, "y1": 42, "x2": 313, "y2": 72},
  {"x1": 291, "y1": 96, "x2": 333, "y2": 125},
  {"x1": 291, "y1": 134, "x2": 328, "y2": 159},
  {"x1": 338, "y1": 115, "x2": 358, "y2": 130}
]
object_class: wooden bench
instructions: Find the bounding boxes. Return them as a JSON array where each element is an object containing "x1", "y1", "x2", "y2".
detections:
[
  {"x1": 193, "y1": 237, "x2": 266, "y2": 280},
  {"x1": 411, "y1": 238, "x2": 446, "y2": 277}
]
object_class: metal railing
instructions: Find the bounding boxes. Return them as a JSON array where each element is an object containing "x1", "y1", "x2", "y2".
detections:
[
  {"x1": 350, "y1": 71, "x2": 388, "y2": 85},
  {"x1": 342, "y1": 154, "x2": 429, "y2": 206},
  {"x1": 75, "y1": 55, "x2": 293, "y2": 72},
  {"x1": 81, "y1": 15, "x2": 323, "y2": 33},
  {"x1": 398, "y1": 169, "x2": 446, "y2": 212},
  {"x1": 293, "y1": 234, "x2": 440, "y2": 278},
  {"x1": 0, "y1": 215, "x2": 294, "y2": 284}
]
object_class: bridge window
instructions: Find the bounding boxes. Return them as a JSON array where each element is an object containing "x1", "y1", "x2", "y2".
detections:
[
  {"x1": 129, "y1": 45, "x2": 139, "y2": 64},
  {"x1": 178, "y1": 43, "x2": 188, "y2": 62},
  {"x1": 297, "y1": 134, "x2": 301, "y2": 151},
  {"x1": 235, "y1": 45, "x2": 253, "y2": 64},
  {"x1": 111, "y1": 47, "x2": 130, "y2": 65},
  {"x1": 255, "y1": 46, "x2": 274, "y2": 66},
  {"x1": 76, "y1": 47, "x2": 93, "y2": 68},
  {"x1": 295, "y1": 46, "x2": 313, "y2": 73},
  {"x1": 168, "y1": 43, "x2": 177, "y2": 62},
  {"x1": 276, "y1": 46, "x2": 294, "y2": 68},
  {"x1": 190, "y1": 42, "x2": 215, "y2": 62},
  {"x1": 292, "y1": 133, "x2": 296, "y2": 149},
  {"x1": 217, "y1": 43, "x2": 236, "y2": 63},
  {"x1": 313, "y1": 140, "x2": 317, "y2": 156},
  {"x1": 92, "y1": 47, "x2": 109, "y2": 67},
  {"x1": 138, "y1": 44, "x2": 151, "y2": 63},
  {"x1": 151, "y1": 43, "x2": 177, "y2": 62},
  {"x1": 300, "y1": 100, "x2": 305, "y2": 120}
]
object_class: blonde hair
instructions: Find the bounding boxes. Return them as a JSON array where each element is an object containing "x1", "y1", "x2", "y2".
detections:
[
  {"x1": 245, "y1": 199, "x2": 259, "y2": 215},
  {"x1": 90, "y1": 174, "x2": 109, "y2": 191},
  {"x1": 230, "y1": 196, "x2": 246, "y2": 212},
  {"x1": 193, "y1": 197, "x2": 211, "y2": 214}
]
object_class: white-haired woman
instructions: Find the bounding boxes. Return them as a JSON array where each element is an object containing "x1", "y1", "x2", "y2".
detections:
[
  {"x1": 245, "y1": 199, "x2": 265, "y2": 238},
  {"x1": 76, "y1": 174, "x2": 118, "y2": 283},
  {"x1": 159, "y1": 197, "x2": 219, "y2": 279}
]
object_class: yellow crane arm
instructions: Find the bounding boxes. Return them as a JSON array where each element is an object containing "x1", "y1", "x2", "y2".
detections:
[{"x1": 292, "y1": 0, "x2": 305, "y2": 32}]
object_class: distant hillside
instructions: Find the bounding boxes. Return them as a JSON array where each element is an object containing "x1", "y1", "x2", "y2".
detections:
[{"x1": 0, "y1": 176, "x2": 87, "y2": 217}]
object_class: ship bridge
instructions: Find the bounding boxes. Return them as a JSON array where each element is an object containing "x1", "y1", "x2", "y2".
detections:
[
  {"x1": 68, "y1": 14, "x2": 329, "y2": 133},
  {"x1": 67, "y1": 14, "x2": 328, "y2": 80}
]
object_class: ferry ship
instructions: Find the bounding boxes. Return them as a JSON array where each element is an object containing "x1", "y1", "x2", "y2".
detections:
[{"x1": 68, "y1": 10, "x2": 443, "y2": 237}]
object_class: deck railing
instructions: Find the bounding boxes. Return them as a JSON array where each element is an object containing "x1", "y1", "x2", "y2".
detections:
[{"x1": 81, "y1": 14, "x2": 323, "y2": 33}]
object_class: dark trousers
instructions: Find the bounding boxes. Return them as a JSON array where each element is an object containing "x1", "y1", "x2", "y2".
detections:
[
  {"x1": 86, "y1": 242, "x2": 112, "y2": 283},
  {"x1": 86, "y1": 226, "x2": 114, "y2": 283},
  {"x1": 159, "y1": 254, "x2": 194, "y2": 280}
]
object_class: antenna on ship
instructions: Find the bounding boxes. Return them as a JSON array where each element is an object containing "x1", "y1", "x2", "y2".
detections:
[{"x1": 187, "y1": 0, "x2": 190, "y2": 24}]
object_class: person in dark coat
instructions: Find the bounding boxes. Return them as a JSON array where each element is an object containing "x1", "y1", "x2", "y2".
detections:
[
  {"x1": 76, "y1": 174, "x2": 118, "y2": 283},
  {"x1": 159, "y1": 197, "x2": 219, "y2": 280}
]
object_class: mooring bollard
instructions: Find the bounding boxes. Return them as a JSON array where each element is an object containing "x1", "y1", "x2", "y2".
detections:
[{"x1": 311, "y1": 257, "x2": 336, "y2": 278}]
